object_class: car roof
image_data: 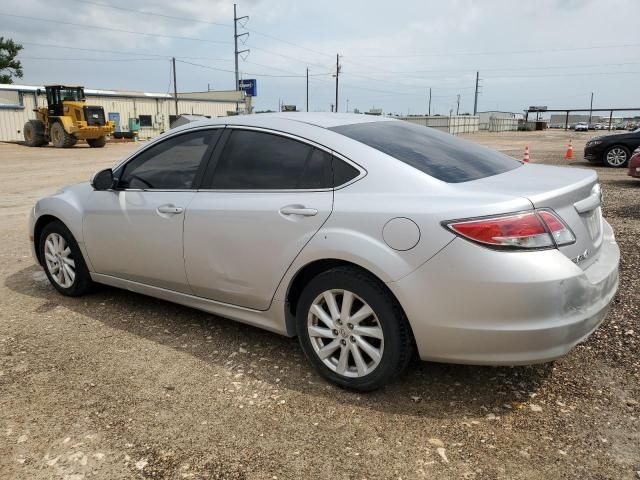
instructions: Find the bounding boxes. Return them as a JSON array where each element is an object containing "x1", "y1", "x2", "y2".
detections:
[{"x1": 182, "y1": 112, "x2": 398, "y2": 130}]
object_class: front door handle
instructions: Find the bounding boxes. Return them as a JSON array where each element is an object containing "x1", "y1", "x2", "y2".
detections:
[
  {"x1": 279, "y1": 205, "x2": 318, "y2": 216},
  {"x1": 157, "y1": 205, "x2": 184, "y2": 215}
]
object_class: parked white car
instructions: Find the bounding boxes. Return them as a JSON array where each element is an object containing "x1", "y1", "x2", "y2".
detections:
[{"x1": 575, "y1": 123, "x2": 589, "y2": 132}]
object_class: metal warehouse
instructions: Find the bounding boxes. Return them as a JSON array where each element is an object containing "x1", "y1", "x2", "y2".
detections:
[{"x1": 0, "y1": 84, "x2": 244, "y2": 143}]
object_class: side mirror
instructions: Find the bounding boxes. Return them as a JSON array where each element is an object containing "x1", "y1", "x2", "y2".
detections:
[{"x1": 91, "y1": 168, "x2": 115, "y2": 190}]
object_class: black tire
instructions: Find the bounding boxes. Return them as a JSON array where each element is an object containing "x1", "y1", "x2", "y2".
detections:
[
  {"x1": 50, "y1": 122, "x2": 77, "y2": 148},
  {"x1": 39, "y1": 220, "x2": 94, "y2": 297},
  {"x1": 603, "y1": 145, "x2": 630, "y2": 168},
  {"x1": 296, "y1": 266, "x2": 414, "y2": 391},
  {"x1": 87, "y1": 136, "x2": 107, "y2": 148},
  {"x1": 23, "y1": 120, "x2": 47, "y2": 147}
]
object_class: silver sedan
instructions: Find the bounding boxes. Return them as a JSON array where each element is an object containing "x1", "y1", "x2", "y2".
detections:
[{"x1": 29, "y1": 113, "x2": 619, "y2": 391}]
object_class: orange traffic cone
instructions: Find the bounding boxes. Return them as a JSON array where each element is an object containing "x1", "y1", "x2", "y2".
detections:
[
  {"x1": 565, "y1": 140, "x2": 574, "y2": 160},
  {"x1": 523, "y1": 145, "x2": 530, "y2": 163}
]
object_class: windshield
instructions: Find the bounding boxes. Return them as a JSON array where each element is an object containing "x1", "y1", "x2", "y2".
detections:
[
  {"x1": 329, "y1": 120, "x2": 521, "y2": 183},
  {"x1": 59, "y1": 88, "x2": 84, "y2": 102}
]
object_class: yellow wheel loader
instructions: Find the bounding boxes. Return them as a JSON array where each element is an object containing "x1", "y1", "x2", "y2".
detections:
[{"x1": 23, "y1": 85, "x2": 115, "y2": 148}]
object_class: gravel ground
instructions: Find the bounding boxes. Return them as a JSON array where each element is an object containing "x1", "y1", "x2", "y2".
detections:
[{"x1": 0, "y1": 131, "x2": 638, "y2": 480}]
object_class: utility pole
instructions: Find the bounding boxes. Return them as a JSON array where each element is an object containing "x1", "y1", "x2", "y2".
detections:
[
  {"x1": 233, "y1": 4, "x2": 249, "y2": 113},
  {"x1": 456, "y1": 94, "x2": 460, "y2": 116},
  {"x1": 428, "y1": 87, "x2": 432, "y2": 116},
  {"x1": 346, "y1": 98, "x2": 349, "y2": 113},
  {"x1": 473, "y1": 71, "x2": 479, "y2": 115},
  {"x1": 306, "y1": 68, "x2": 309, "y2": 112},
  {"x1": 334, "y1": 54, "x2": 340, "y2": 113},
  {"x1": 172, "y1": 57, "x2": 178, "y2": 116},
  {"x1": 588, "y1": 92, "x2": 594, "y2": 126}
]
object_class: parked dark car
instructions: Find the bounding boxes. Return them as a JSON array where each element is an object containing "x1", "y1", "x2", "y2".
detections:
[
  {"x1": 628, "y1": 147, "x2": 640, "y2": 178},
  {"x1": 584, "y1": 128, "x2": 640, "y2": 167}
]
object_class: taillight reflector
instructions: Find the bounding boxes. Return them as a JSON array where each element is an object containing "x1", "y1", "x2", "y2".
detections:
[{"x1": 538, "y1": 210, "x2": 576, "y2": 245}]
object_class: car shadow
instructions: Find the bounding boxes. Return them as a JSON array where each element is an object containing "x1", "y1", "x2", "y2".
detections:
[
  {"x1": 569, "y1": 160, "x2": 603, "y2": 168},
  {"x1": 5, "y1": 265, "x2": 555, "y2": 419},
  {"x1": 606, "y1": 178, "x2": 640, "y2": 189}
]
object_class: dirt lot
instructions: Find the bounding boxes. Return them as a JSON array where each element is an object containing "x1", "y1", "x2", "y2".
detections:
[{"x1": 1, "y1": 131, "x2": 638, "y2": 479}]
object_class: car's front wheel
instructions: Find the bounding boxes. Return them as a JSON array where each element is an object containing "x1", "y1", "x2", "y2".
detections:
[
  {"x1": 296, "y1": 266, "x2": 414, "y2": 391},
  {"x1": 604, "y1": 145, "x2": 630, "y2": 167},
  {"x1": 39, "y1": 220, "x2": 94, "y2": 296}
]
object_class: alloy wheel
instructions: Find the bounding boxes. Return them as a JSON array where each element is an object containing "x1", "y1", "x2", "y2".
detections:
[
  {"x1": 307, "y1": 289, "x2": 384, "y2": 378},
  {"x1": 44, "y1": 232, "x2": 76, "y2": 288},
  {"x1": 606, "y1": 148, "x2": 627, "y2": 166}
]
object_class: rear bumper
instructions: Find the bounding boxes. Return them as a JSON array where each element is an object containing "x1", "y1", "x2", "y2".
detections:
[{"x1": 388, "y1": 220, "x2": 619, "y2": 365}]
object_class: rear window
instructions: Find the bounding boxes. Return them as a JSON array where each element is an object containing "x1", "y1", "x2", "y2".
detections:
[{"x1": 329, "y1": 120, "x2": 521, "y2": 183}]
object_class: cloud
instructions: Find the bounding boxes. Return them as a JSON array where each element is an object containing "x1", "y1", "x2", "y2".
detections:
[{"x1": 2, "y1": 0, "x2": 639, "y2": 112}]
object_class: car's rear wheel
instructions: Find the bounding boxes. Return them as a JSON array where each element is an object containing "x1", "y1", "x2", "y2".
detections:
[
  {"x1": 296, "y1": 266, "x2": 413, "y2": 391},
  {"x1": 23, "y1": 120, "x2": 47, "y2": 147},
  {"x1": 39, "y1": 221, "x2": 94, "y2": 296},
  {"x1": 604, "y1": 145, "x2": 630, "y2": 167}
]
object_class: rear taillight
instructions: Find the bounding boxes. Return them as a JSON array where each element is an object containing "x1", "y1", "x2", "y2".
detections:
[
  {"x1": 537, "y1": 211, "x2": 575, "y2": 246},
  {"x1": 444, "y1": 210, "x2": 575, "y2": 250}
]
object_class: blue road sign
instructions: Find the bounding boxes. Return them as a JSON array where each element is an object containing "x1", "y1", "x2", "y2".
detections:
[{"x1": 239, "y1": 79, "x2": 257, "y2": 97}]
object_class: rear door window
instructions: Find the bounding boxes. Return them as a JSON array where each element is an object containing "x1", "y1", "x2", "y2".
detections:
[
  {"x1": 210, "y1": 130, "x2": 336, "y2": 190},
  {"x1": 330, "y1": 121, "x2": 521, "y2": 183}
]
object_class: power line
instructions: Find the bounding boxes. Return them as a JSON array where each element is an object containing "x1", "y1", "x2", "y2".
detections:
[
  {"x1": 343, "y1": 61, "x2": 640, "y2": 76},
  {"x1": 16, "y1": 41, "x2": 333, "y2": 80},
  {"x1": 0, "y1": 12, "x2": 233, "y2": 45},
  {"x1": 484, "y1": 71, "x2": 640, "y2": 79},
  {"x1": 341, "y1": 71, "x2": 476, "y2": 91},
  {"x1": 65, "y1": 0, "x2": 335, "y2": 60},
  {"x1": 21, "y1": 56, "x2": 165, "y2": 62},
  {"x1": 4, "y1": 12, "x2": 331, "y2": 71},
  {"x1": 345, "y1": 42, "x2": 640, "y2": 58},
  {"x1": 247, "y1": 45, "x2": 331, "y2": 69},
  {"x1": 176, "y1": 59, "x2": 331, "y2": 78},
  {"x1": 16, "y1": 41, "x2": 172, "y2": 58},
  {"x1": 65, "y1": 0, "x2": 233, "y2": 28}
]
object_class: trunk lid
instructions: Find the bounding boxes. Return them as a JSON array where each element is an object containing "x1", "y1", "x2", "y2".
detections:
[{"x1": 459, "y1": 164, "x2": 603, "y2": 269}]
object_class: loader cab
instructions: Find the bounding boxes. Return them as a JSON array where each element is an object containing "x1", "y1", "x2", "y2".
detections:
[{"x1": 45, "y1": 85, "x2": 85, "y2": 116}]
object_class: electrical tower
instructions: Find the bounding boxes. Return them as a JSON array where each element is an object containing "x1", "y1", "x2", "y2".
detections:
[
  {"x1": 334, "y1": 54, "x2": 340, "y2": 113},
  {"x1": 233, "y1": 4, "x2": 249, "y2": 113},
  {"x1": 473, "y1": 71, "x2": 479, "y2": 115}
]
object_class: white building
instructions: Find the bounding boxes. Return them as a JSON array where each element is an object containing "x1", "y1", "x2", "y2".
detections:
[
  {"x1": 0, "y1": 84, "x2": 244, "y2": 142},
  {"x1": 478, "y1": 111, "x2": 521, "y2": 132}
]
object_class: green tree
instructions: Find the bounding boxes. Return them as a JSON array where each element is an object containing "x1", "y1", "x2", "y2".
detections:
[{"x1": 0, "y1": 37, "x2": 23, "y2": 84}]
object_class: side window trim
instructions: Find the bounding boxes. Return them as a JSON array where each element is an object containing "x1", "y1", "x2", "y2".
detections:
[
  {"x1": 113, "y1": 127, "x2": 224, "y2": 191},
  {"x1": 197, "y1": 126, "x2": 366, "y2": 192}
]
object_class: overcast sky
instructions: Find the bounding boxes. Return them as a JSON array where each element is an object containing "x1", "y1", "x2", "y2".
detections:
[{"x1": 2, "y1": 0, "x2": 640, "y2": 115}]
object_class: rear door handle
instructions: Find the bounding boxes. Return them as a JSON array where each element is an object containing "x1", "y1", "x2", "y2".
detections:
[
  {"x1": 157, "y1": 205, "x2": 184, "y2": 215},
  {"x1": 279, "y1": 205, "x2": 318, "y2": 216}
]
